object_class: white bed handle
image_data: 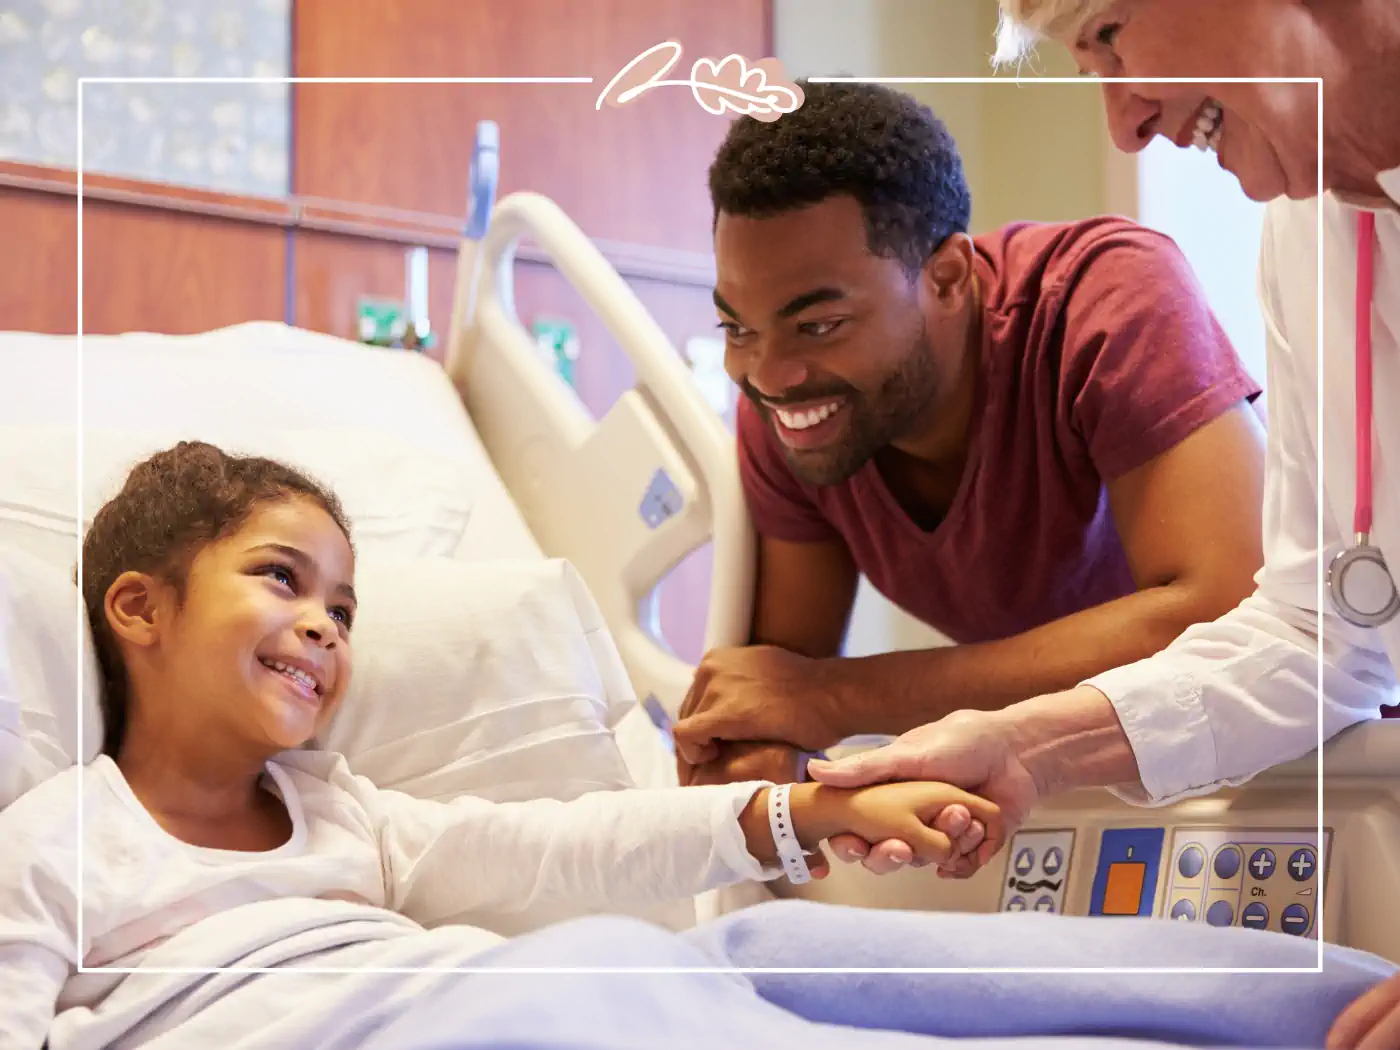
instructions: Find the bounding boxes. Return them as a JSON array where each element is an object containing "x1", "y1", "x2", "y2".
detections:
[{"x1": 445, "y1": 191, "x2": 754, "y2": 722}]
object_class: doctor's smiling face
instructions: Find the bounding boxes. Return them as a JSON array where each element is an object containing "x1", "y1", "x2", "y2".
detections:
[
  {"x1": 709, "y1": 82, "x2": 979, "y2": 486},
  {"x1": 1043, "y1": 0, "x2": 1321, "y2": 201}
]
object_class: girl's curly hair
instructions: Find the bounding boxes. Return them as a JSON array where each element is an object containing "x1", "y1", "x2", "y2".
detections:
[{"x1": 80, "y1": 441, "x2": 351, "y2": 758}]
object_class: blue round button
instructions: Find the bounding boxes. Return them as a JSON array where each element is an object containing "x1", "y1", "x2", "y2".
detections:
[
  {"x1": 1213, "y1": 846, "x2": 1242, "y2": 880},
  {"x1": 1287, "y1": 848, "x2": 1317, "y2": 882},
  {"x1": 1007, "y1": 896, "x2": 1027, "y2": 912},
  {"x1": 1241, "y1": 902, "x2": 1269, "y2": 929},
  {"x1": 1170, "y1": 898, "x2": 1196, "y2": 921},
  {"x1": 1014, "y1": 848, "x2": 1036, "y2": 876},
  {"x1": 1281, "y1": 903, "x2": 1311, "y2": 936},
  {"x1": 1207, "y1": 900, "x2": 1235, "y2": 927},
  {"x1": 1034, "y1": 895, "x2": 1056, "y2": 913},
  {"x1": 1042, "y1": 847, "x2": 1064, "y2": 876},
  {"x1": 1249, "y1": 849, "x2": 1277, "y2": 880},
  {"x1": 1177, "y1": 845, "x2": 1205, "y2": 879}
]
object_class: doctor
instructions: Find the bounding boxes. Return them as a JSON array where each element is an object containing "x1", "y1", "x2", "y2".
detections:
[{"x1": 753, "y1": 0, "x2": 1400, "y2": 909}]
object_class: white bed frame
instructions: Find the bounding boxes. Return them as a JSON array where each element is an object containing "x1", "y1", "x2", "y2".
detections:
[
  {"x1": 442, "y1": 122, "x2": 753, "y2": 725},
  {"x1": 438, "y1": 122, "x2": 1400, "y2": 958}
]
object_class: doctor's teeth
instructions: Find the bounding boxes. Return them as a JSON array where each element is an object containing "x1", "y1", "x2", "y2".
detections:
[
  {"x1": 776, "y1": 402, "x2": 840, "y2": 430},
  {"x1": 1193, "y1": 100, "x2": 1224, "y2": 151}
]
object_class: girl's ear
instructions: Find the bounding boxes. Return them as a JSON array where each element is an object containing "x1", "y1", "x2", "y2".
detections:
[{"x1": 104, "y1": 571, "x2": 167, "y2": 650}]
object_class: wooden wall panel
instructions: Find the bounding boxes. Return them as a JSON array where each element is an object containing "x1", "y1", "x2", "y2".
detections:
[
  {"x1": 81, "y1": 201, "x2": 286, "y2": 335},
  {"x1": 293, "y1": 0, "x2": 770, "y2": 254},
  {"x1": 292, "y1": 230, "x2": 457, "y2": 348},
  {"x1": 0, "y1": 187, "x2": 285, "y2": 335},
  {"x1": 0, "y1": 187, "x2": 78, "y2": 333}
]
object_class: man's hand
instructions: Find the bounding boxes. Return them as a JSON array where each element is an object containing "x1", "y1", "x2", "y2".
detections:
[
  {"x1": 806, "y1": 709, "x2": 1041, "y2": 878},
  {"x1": 1328, "y1": 971, "x2": 1400, "y2": 1049},
  {"x1": 673, "y1": 646, "x2": 847, "y2": 772},
  {"x1": 682, "y1": 741, "x2": 808, "y2": 788}
]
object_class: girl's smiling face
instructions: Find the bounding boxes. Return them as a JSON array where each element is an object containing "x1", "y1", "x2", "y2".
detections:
[
  {"x1": 122, "y1": 497, "x2": 357, "y2": 754},
  {"x1": 1068, "y1": 0, "x2": 1321, "y2": 202}
]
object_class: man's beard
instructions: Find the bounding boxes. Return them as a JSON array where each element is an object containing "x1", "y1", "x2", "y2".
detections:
[{"x1": 751, "y1": 326, "x2": 942, "y2": 487}]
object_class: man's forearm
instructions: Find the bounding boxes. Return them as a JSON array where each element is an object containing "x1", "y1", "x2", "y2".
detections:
[{"x1": 820, "y1": 583, "x2": 1215, "y2": 739}]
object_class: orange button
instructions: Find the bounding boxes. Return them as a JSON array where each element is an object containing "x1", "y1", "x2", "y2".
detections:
[{"x1": 1103, "y1": 861, "x2": 1146, "y2": 915}]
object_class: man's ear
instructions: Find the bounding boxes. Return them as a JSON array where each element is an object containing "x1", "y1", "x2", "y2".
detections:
[
  {"x1": 921, "y1": 233, "x2": 976, "y2": 312},
  {"x1": 104, "y1": 571, "x2": 167, "y2": 649}
]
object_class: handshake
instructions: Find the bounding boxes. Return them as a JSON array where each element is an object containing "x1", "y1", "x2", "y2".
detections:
[
  {"x1": 672, "y1": 647, "x2": 1049, "y2": 880},
  {"x1": 737, "y1": 778, "x2": 1003, "y2": 881}
]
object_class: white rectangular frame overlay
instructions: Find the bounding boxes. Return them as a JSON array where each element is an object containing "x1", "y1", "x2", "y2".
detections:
[{"x1": 73, "y1": 72, "x2": 1321, "y2": 980}]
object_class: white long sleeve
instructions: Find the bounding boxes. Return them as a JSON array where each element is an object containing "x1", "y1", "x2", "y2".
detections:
[
  {"x1": 334, "y1": 759, "x2": 774, "y2": 926},
  {"x1": 1083, "y1": 199, "x2": 1395, "y2": 805},
  {"x1": 0, "y1": 752, "x2": 779, "y2": 1050}
]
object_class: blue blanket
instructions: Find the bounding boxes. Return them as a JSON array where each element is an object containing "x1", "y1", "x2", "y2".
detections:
[{"x1": 349, "y1": 900, "x2": 1395, "y2": 1050}]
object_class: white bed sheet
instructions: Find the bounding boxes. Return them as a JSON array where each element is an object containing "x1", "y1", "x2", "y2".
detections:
[{"x1": 0, "y1": 322, "x2": 542, "y2": 563}]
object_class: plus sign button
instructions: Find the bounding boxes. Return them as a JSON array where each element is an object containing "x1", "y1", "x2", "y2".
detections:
[
  {"x1": 1249, "y1": 848, "x2": 1276, "y2": 880},
  {"x1": 1288, "y1": 848, "x2": 1316, "y2": 882}
]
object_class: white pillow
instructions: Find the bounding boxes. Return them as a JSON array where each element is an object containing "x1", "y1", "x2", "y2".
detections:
[
  {"x1": 320, "y1": 555, "x2": 638, "y2": 804},
  {"x1": 319, "y1": 554, "x2": 695, "y2": 934},
  {"x1": 0, "y1": 545, "x2": 103, "y2": 810},
  {"x1": 0, "y1": 424, "x2": 474, "y2": 572}
]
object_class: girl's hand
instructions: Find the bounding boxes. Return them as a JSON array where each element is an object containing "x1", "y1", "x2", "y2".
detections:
[{"x1": 805, "y1": 781, "x2": 1003, "y2": 869}]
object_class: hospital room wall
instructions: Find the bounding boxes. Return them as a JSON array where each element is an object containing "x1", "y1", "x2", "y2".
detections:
[{"x1": 0, "y1": 0, "x2": 766, "y2": 333}]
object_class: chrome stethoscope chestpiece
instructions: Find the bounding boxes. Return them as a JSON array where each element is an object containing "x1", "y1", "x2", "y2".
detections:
[{"x1": 1329, "y1": 538, "x2": 1400, "y2": 628}]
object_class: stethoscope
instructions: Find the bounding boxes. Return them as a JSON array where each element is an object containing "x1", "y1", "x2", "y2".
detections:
[{"x1": 1328, "y1": 210, "x2": 1400, "y2": 627}]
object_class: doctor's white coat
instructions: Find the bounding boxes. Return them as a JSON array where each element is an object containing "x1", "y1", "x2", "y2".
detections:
[{"x1": 1086, "y1": 168, "x2": 1400, "y2": 804}]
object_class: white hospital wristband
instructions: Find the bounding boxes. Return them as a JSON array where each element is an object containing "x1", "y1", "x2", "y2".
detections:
[{"x1": 767, "y1": 783, "x2": 812, "y2": 884}]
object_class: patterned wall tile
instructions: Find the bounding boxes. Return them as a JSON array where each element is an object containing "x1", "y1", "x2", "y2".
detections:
[{"x1": 0, "y1": 0, "x2": 291, "y2": 198}]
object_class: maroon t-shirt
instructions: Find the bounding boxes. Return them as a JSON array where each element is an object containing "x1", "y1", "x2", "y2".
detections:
[{"x1": 738, "y1": 216, "x2": 1262, "y2": 645}]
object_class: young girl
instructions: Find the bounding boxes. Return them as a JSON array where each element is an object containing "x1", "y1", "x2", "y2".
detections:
[{"x1": 0, "y1": 441, "x2": 1001, "y2": 1050}]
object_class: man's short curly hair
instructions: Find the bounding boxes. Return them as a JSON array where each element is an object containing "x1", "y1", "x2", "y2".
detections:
[
  {"x1": 708, "y1": 80, "x2": 972, "y2": 274},
  {"x1": 80, "y1": 441, "x2": 352, "y2": 759}
]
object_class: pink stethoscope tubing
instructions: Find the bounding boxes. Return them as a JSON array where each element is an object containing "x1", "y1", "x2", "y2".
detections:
[{"x1": 1328, "y1": 210, "x2": 1399, "y2": 628}]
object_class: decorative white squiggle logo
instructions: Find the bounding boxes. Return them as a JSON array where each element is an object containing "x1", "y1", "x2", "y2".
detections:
[{"x1": 596, "y1": 41, "x2": 804, "y2": 122}]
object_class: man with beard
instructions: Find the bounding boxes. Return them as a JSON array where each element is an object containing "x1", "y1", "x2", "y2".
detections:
[{"x1": 673, "y1": 81, "x2": 1268, "y2": 803}]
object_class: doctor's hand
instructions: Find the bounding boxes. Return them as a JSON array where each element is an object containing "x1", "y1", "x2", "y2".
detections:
[
  {"x1": 806, "y1": 709, "x2": 1040, "y2": 879},
  {"x1": 1329, "y1": 971, "x2": 1400, "y2": 1049},
  {"x1": 673, "y1": 645, "x2": 848, "y2": 765}
]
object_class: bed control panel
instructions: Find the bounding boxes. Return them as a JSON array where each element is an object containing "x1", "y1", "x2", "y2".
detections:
[
  {"x1": 777, "y1": 722, "x2": 1400, "y2": 963},
  {"x1": 1087, "y1": 827, "x2": 1166, "y2": 918},
  {"x1": 991, "y1": 824, "x2": 1330, "y2": 938},
  {"x1": 1160, "y1": 827, "x2": 1329, "y2": 938},
  {"x1": 997, "y1": 829, "x2": 1076, "y2": 915}
]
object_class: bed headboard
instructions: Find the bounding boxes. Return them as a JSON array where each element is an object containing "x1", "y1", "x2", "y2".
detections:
[{"x1": 443, "y1": 123, "x2": 752, "y2": 722}]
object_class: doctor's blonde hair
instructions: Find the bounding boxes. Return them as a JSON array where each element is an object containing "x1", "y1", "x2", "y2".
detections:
[{"x1": 993, "y1": 0, "x2": 1115, "y2": 64}]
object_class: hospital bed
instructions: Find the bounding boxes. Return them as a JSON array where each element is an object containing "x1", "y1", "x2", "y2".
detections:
[{"x1": 2, "y1": 120, "x2": 1397, "y2": 966}]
